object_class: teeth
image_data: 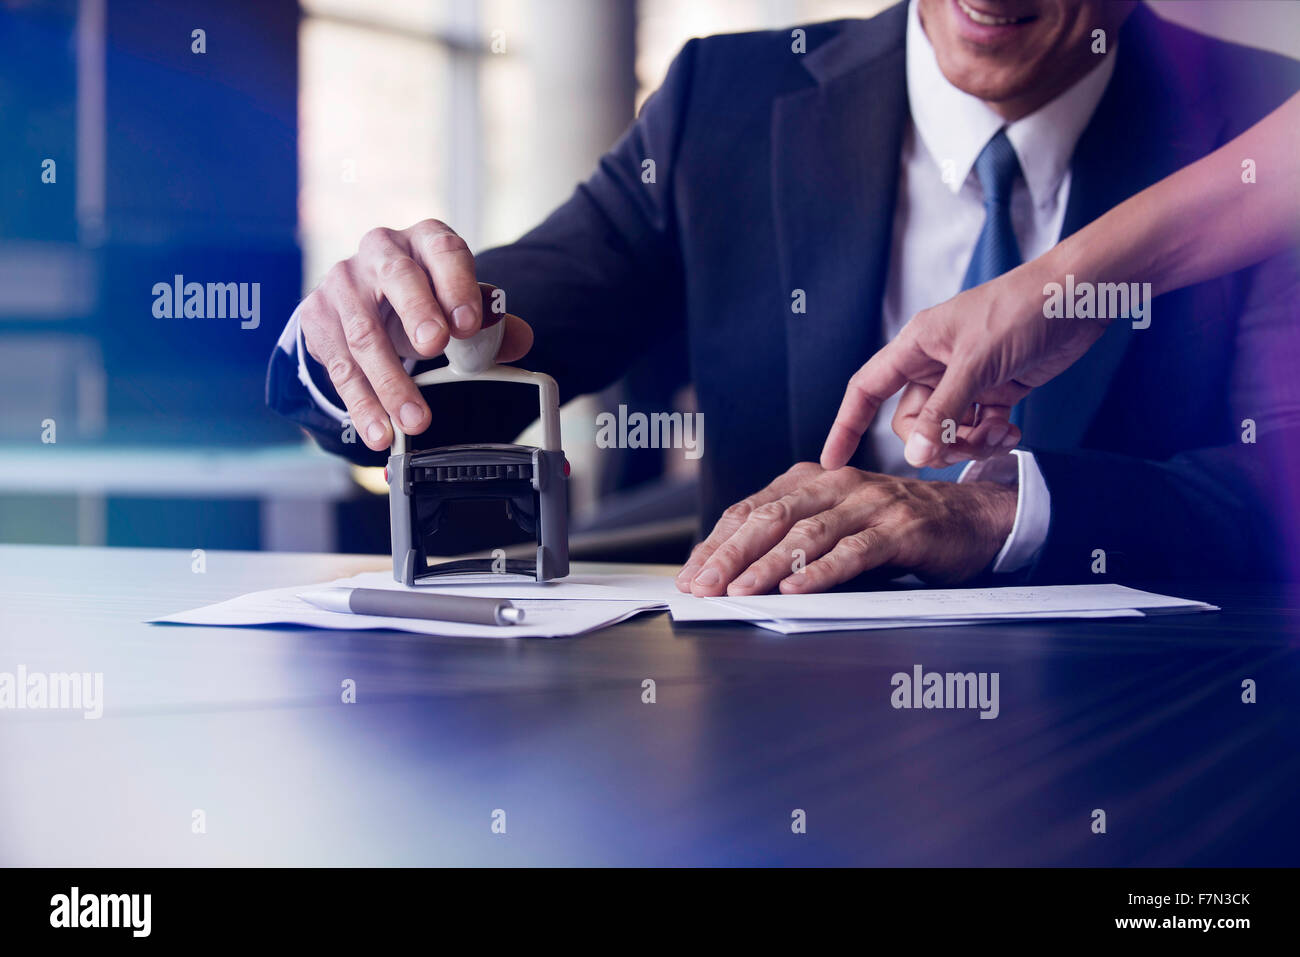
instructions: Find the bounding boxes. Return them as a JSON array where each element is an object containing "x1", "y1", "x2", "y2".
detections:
[{"x1": 957, "y1": 0, "x2": 1025, "y2": 26}]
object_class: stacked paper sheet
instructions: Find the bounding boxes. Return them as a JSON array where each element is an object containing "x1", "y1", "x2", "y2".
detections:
[
  {"x1": 153, "y1": 571, "x2": 1216, "y2": 638},
  {"x1": 673, "y1": 583, "x2": 1217, "y2": 634}
]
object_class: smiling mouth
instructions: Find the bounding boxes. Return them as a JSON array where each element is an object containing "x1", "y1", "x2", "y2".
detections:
[{"x1": 956, "y1": 0, "x2": 1035, "y2": 27}]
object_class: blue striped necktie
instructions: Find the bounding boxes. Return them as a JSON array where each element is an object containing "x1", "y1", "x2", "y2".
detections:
[
  {"x1": 962, "y1": 128, "x2": 1024, "y2": 295},
  {"x1": 923, "y1": 128, "x2": 1025, "y2": 480}
]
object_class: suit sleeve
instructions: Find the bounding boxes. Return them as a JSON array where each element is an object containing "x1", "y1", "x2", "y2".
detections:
[
  {"x1": 1027, "y1": 251, "x2": 1300, "y2": 583},
  {"x1": 266, "y1": 41, "x2": 701, "y2": 464}
]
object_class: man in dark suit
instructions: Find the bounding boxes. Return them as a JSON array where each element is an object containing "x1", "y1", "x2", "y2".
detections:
[{"x1": 268, "y1": 0, "x2": 1300, "y2": 594}]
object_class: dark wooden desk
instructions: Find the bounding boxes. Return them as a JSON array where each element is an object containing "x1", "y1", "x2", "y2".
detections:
[{"x1": 1, "y1": 545, "x2": 1295, "y2": 865}]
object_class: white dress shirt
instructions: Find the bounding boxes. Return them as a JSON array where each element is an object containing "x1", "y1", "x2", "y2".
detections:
[{"x1": 871, "y1": 0, "x2": 1117, "y2": 572}]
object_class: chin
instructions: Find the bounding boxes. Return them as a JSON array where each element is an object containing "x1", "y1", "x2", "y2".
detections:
[{"x1": 935, "y1": 53, "x2": 1040, "y2": 106}]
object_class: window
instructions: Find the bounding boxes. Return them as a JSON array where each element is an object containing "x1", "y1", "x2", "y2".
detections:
[{"x1": 298, "y1": 0, "x2": 543, "y2": 292}]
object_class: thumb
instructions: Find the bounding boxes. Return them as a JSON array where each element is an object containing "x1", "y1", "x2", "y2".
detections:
[
  {"x1": 902, "y1": 366, "x2": 983, "y2": 467},
  {"x1": 495, "y1": 315, "x2": 533, "y2": 363}
]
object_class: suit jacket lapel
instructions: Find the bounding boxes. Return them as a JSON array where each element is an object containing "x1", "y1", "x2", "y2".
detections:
[
  {"x1": 1021, "y1": 5, "x2": 1225, "y2": 448},
  {"x1": 772, "y1": 4, "x2": 909, "y2": 464}
]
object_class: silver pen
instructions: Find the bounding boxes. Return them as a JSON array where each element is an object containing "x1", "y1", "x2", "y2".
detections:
[{"x1": 298, "y1": 586, "x2": 525, "y2": 626}]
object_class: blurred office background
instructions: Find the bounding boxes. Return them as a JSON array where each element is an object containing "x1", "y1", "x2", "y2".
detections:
[{"x1": 1, "y1": 0, "x2": 1298, "y2": 556}]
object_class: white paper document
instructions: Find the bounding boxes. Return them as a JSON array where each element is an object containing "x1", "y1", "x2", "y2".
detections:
[
  {"x1": 708, "y1": 583, "x2": 1216, "y2": 622},
  {"x1": 153, "y1": 581, "x2": 658, "y2": 638},
  {"x1": 152, "y1": 572, "x2": 1215, "y2": 638},
  {"x1": 750, "y1": 608, "x2": 1148, "y2": 634}
]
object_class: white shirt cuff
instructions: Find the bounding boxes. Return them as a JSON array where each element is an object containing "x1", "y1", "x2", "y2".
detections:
[
  {"x1": 283, "y1": 304, "x2": 418, "y2": 427},
  {"x1": 957, "y1": 449, "x2": 1050, "y2": 574}
]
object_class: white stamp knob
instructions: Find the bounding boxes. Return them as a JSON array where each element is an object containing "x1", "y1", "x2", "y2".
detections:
[{"x1": 443, "y1": 314, "x2": 505, "y2": 375}]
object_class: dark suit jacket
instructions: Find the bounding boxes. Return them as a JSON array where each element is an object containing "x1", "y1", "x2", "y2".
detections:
[{"x1": 269, "y1": 1, "x2": 1300, "y2": 583}]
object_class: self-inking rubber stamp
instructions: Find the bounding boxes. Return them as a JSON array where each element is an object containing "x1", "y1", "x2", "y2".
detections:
[{"x1": 386, "y1": 314, "x2": 569, "y2": 585}]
